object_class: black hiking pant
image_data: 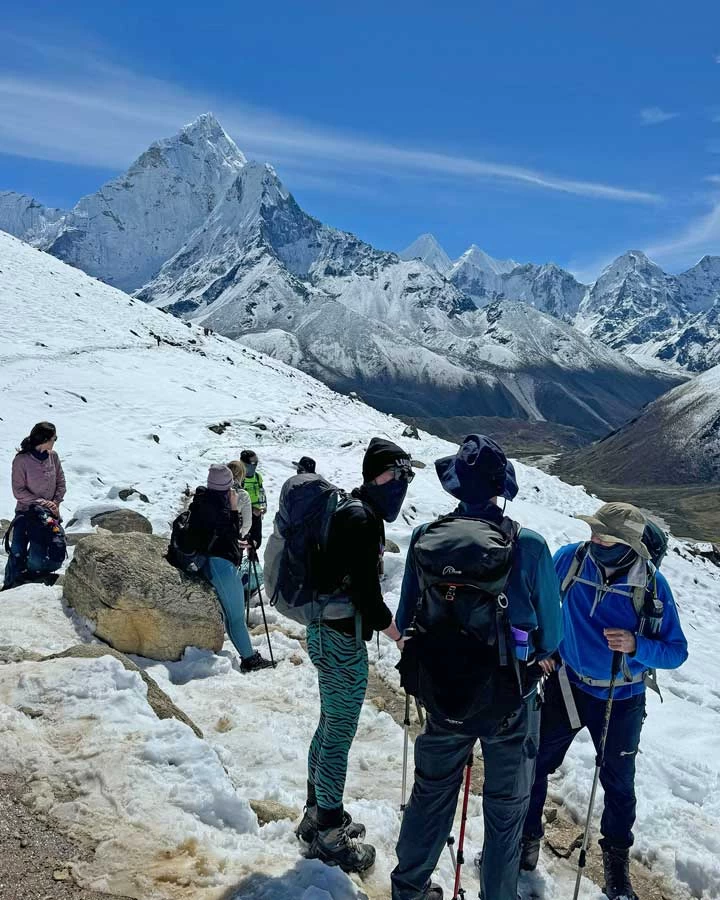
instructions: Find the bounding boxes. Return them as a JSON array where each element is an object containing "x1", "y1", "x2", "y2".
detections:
[
  {"x1": 523, "y1": 671, "x2": 645, "y2": 849},
  {"x1": 392, "y1": 694, "x2": 540, "y2": 900}
]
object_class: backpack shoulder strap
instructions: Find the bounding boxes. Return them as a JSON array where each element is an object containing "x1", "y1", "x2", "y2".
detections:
[
  {"x1": 560, "y1": 542, "x2": 590, "y2": 597},
  {"x1": 499, "y1": 516, "x2": 521, "y2": 544},
  {"x1": 3, "y1": 514, "x2": 23, "y2": 554}
]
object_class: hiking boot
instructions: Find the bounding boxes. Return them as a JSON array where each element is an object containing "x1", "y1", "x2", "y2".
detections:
[
  {"x1": 520, "y1": 835, "x2": 541, "y2": 872},
  {"x1": 240, "y1": 651, "x2": 273, "y2": 673},
  {"x1": 602, "y1": 846, "x2": 638, "y2": 900},
  {"x1": 421, "y1": 884, "x2": 443, "y2": 899},
  {"x1": 295, "y1": 805, "x2": 366, "y2": 843},
  {"x1": 308, "y1": 824, "x2": 376, "y2": 873}
]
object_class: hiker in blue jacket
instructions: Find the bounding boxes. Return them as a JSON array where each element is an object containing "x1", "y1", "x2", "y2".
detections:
[
  {"x1": 520, "y1": 502, "x2": 688, "y2": 900},
  {"x1": 392, "y1": 435, "x2": 562, "y2": 900}
]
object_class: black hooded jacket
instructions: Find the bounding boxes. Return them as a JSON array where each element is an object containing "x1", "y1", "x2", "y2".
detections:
[
  {"x1": 321, "y1": 486, "x2": 393, "y2": 641},
  {"x1": 186, "y1": 487, "x2": 242, "y2": 565}
]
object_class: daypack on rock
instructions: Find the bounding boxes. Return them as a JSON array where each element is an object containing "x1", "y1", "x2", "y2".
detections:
[
  {"x1": 560, "y1": 541, "x2": 664, "y2": 695},
  {"x1": 264, "y1": 473, "x2": 361, "y2": 625},
  {"x1": 167, "y1": 508, "x2": 214, "y2": 576},
  {"x1": 397, "y1": 515, "x2": 526, "y2": 728},
  {"x1": 5, "y1": 504, "x2": 67, "y2": 573}
]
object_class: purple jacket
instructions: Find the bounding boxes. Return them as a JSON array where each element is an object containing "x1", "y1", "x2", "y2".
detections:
[{"x1": 11, "y1": 451, "x2": 67, "y2": 513}]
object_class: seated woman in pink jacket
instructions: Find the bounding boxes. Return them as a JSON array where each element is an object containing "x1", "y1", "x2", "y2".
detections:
[{"x1": 3, "y1": 422, "x2": 66, "y2": 590}]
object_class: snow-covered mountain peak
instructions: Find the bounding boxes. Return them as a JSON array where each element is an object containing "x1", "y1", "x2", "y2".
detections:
[
  {"x1": 452, "y1": 244, "x2": 519, "y2": 277},
  {"x1": 399, "y1": 233, "x2": 452, "y2": 274}
]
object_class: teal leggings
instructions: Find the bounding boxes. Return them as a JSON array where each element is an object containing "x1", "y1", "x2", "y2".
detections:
[{"x1": 307, "y1": 623, "x2": 369, "y2": 811}]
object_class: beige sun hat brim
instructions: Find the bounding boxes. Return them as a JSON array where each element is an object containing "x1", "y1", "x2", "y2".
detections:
[{"x1": 575, "y1": 514, "x2": 650, "y2": 560}]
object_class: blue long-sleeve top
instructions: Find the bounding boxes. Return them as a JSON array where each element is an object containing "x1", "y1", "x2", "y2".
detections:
[
  {"x1": 554, "y1": 542, "x2": 689, "y2": 700},
  {"x1": 396, "y1": 503, "x2": 563, "y2": 661}
]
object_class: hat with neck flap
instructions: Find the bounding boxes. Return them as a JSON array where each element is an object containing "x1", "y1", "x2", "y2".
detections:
[{"x1": 435, "y1": 434, "x2": 518, "y2": 504}]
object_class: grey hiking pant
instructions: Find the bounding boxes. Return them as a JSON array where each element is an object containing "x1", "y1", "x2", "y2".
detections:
[{"x1": 392, "y1": 694, "x2": 540, "y2": 900}]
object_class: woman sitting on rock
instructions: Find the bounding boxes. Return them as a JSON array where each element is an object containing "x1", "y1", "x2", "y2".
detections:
[
  {"x1": 186, "y1": 464, "x2": 272, "y2": 673},
  {"x1": 3, "y1": 422, "x2": 66, "y2": 591}
]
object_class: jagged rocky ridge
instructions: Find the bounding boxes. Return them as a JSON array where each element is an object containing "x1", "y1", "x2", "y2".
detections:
[{"x1": 0, "y1": 115, "x2": 683, "y2": 436}]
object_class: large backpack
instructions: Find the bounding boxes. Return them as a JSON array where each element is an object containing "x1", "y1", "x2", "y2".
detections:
[
  {"x1": 167, "y1": 508, "x2": 215, "y2": 577},
  {"x1": 5, "y1": 505, "x2": 67, "y2": 573},
  {"x1": 265, "y1": 474, "x2": 360, "y2": 625},
  {"x1": 397, "y1": 515, "x2": 526, "y2": 728}
]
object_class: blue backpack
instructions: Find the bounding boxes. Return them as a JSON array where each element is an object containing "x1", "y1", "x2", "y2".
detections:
[{"x1": 5, "y1": 505, "x2": 67, "y2": 573}]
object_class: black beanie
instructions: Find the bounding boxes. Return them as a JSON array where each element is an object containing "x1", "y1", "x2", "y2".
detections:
[{"x1": 362, "y1": 437, "x2": 410, "y2": 483}]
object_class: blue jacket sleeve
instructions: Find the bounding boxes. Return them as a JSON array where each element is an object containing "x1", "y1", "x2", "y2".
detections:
[
  {"x1": 532, "y1": 540, "x2": 563, "y2": 659},
  {"x1": 633, "y1": 574, "x2": 688, "y2": 671},
  {"x1": 396, "y1": 526, "x2": 423, "y2": 634}
]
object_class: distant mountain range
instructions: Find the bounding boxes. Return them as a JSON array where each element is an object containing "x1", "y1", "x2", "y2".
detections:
[{"x1": 0, "y1": 113, "x2": 698, "y2": 443}]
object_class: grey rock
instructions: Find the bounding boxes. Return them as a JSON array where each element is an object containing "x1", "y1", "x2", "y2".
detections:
[
  {"x1": 63, "y1": 532, "x2": 224, "y2": 661},
  {"x1": 385, "y1": 539, "x2": 401, "y2": 554},
  {"x1": 90, "y1": 509, "x2": 153, "y2": 534}
]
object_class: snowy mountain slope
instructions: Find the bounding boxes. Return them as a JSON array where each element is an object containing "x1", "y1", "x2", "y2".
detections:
[
  {"x1": 447, "y1": 243, "x2": 519, "y2": 301},
  {"x1": 0, "y1": 116, "x2": 683, "y2": 427},
  {"x1": 44, "y1": 114, "x2": 247, "y2": 291},
  {"x1": 0, "y1": 190, "x2": 65, "y2": 242},
  {"x1": 493, "y1": 262, "x2": 587, "y2": 320},
  {"x1": 652, "y1": 300, "x2": 720, "y2": 373},
  {"x1": 1, "y1": 231, "x2": 719, "y2": 900},
  {"x1": 399, "y1": 233, "x2": 452, "y2": 274},
  {"x1": 559, "y1": 362, "x2": 720, "y2": 486}
]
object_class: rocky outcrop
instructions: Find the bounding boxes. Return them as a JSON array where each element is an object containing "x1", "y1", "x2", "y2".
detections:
[
  {"x1": 89, "y1": 509, "x2": 153, "y2": 534},
  {"x1": 43, "y1": 644, "x2": 203, "y2": 737},
  {"x1": 63, "y1": 533, "x2": 224, "y2": 661}
]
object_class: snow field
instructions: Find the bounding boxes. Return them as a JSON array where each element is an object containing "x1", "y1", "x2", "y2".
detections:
[{"x1": 0, "y1": 231, "x2": 719, "y2": 898}]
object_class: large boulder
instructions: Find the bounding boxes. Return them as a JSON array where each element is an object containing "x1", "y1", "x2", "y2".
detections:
[
  {"x1": 63, "y1": 533, "x2": 224, "y2": 661},
  {"x1": 90, "y1": 508, "x2": 153, "y2": 534}
]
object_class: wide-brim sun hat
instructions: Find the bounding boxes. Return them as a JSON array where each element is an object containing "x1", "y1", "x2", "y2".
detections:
[
  {"x1": 435, "y1": 434, "x2": 518, "y2": 504},
  {"x1": 575, "y1": 501, "x2": 649, "y2": 560}
]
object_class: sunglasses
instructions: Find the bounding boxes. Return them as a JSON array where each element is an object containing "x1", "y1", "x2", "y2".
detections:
[{"x1": 391, "y1": 465, "x2": 415, "y2": 484}]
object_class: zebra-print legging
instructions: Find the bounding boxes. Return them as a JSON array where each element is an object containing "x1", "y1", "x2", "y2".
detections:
[{"x1": 307, "y1": 622, "x2": 369, "y2": 812}]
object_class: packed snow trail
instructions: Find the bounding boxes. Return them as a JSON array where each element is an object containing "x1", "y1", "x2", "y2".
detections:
[{"x1": 0, "y1": 231, "x2": 719, "y2": 898}]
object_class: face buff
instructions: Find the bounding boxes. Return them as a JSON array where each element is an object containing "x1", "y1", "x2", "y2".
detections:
[
  {"x1": 245, "y1": 463, "x2": 258, "y2": 477},
  {"x1": 362, "y1": 480, "x2": 408, "y2": 523},
  {"x1": 589, "y1": 542, "x2": 637, "y2": 569}
]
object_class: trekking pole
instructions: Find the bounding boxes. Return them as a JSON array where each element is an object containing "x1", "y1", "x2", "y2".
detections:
[
  {"x1": 250, "y1": 555, "x2": 276, "y2": 668},
  {"x1": 572, "y1": 651, "x2": 622, "y2": 900},
  {"x1": 452, "y1": 753, "x2": 474, "y2": 900},
  {"x1": 400, "y1": 693, "x2": 411, "y2": 816}
]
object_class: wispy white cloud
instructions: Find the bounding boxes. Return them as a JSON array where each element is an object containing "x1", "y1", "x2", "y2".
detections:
[
  {"x1": 569, "y1": 195, "x2": 720, "y2": 281},
  {"x1": 705, "y1": 175, "x2": 720, "y2": 185},
  {"x1": 639, "y1": 106, "x2": 679, "y2": 126},
  {"x1": 0, "y1": 32, "x2": 660, "y2": 205}
]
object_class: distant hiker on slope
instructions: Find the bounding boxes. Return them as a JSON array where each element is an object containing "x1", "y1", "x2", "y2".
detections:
[
  {"x1": 520, "y1": 502, "x2": 688, "y2": 900},
  {"x1": 392, "y1": 435, "x2": 562, "y2": 900},
  {"x1": 240, "y1": 449, "x2": 266, "y2": 550},
  {"x1": 227, "y1": 460, "x2": 253, "y2": 547},
  {"x1": 266, "y1": 437, "x2": 409, "y2": 873},
  {"x1": 183, "y1": 465, "x2": 272, "y2": 672},
  {"x1": 3, "y1": 422, "x2": 67, "y2": 591}
]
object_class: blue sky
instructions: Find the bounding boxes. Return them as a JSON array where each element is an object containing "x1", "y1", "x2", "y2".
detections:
[{"x1": 1, "y1": 1, "x2": 719, "y2": 280}]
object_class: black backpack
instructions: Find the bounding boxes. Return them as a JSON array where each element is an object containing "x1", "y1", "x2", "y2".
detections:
[
  {"x1": 397, "y1": 514, "x2": 526, "y2": 728},
  {"x1": 5, "y1": 505, "x2": 67, "y2": 573},
  {"x1": 167, "y1": 508, "x2": 214, "y2": 577},
  {"x1": 265, "y1": 474, "x2": 360, "y2": 625}
]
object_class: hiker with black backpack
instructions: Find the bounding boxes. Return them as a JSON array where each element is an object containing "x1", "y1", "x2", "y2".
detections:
[
  {"x1": 265, "y1": 437, "x2": 410, "y2": 873},
  {"x1": 3, "y1": 422, "x2": 67, "y2": 591},
  {"x1": 391, "y1": 435, "x2": 562, "y2": 900},
  {"x1": 178, "y1": 465, "x2": 272, "y2": 672},
  {"x1": 519, "y1": 503, "x2": 688, "y2": 900}
]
